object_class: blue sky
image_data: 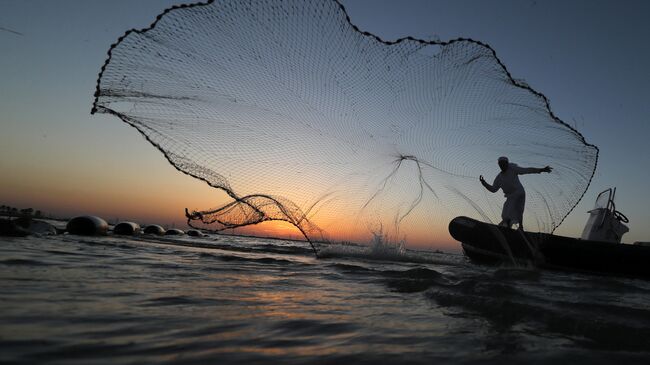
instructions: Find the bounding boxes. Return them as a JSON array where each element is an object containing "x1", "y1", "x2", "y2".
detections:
[{"x1": 1, "y1": 0, "x2": 648, "y2": 245}]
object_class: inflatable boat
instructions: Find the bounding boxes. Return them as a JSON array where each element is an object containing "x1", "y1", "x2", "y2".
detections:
[{"x1": 449, "y1": 188, "x2": 650, "y2": 278}]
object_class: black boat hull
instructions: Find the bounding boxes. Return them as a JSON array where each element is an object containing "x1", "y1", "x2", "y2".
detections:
[{"x1": 449, "y1": 216, "x2": 650, "y2": 279}]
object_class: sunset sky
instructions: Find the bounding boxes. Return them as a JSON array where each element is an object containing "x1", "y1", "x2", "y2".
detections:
[{"x1": 1, "y1": 0, "x2": 648, "y2": 251}]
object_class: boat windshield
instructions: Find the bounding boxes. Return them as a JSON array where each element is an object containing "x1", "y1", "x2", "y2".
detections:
[{"x1": 593, "y1": 188, "x2": 614, "y2": 211}]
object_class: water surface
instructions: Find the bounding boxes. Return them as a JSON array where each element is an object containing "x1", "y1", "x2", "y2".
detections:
[{"x1": 2, "y1": 234, "x2": 649, "y2": 364}]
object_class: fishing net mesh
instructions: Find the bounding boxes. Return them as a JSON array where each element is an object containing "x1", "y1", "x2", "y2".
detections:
[{"x1": 92, "y1": 0, "x2": 598, "y2": 252}]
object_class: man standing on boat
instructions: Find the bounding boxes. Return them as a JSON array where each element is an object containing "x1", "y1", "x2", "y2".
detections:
[{"x1": 479, "y1": 156, "x2": 552, "y2": 230}]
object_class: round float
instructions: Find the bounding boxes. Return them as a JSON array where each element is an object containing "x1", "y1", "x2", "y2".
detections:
[
  {"x1": 0, "y1": 219, "x2": 29, "y2": 237},
  {"x1": 187, "y1": 229, "x2": 202, "y2": 237},
  {"x1": 113, "y1": 221, "x2": 141, "y2": 236},
  {"x1": 9, "y1": 217, "x2": 58, "y2": 235},
  {"x1": 66, "y1": 216, "x2": 109, "y2": 236},
  {"x1": 143, "y1": 225, "x2": 165, "y2": 235}
]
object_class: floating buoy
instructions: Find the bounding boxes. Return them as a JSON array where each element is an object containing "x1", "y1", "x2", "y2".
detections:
[
  {"x1": 13, "y1": 217, "x2": 57, "y2": 235},
  {"x1": 143, "y1": 225, "x2": 165, "y2": 235},
  {"x1": 165, "y1": 228, "x2": 185, "y2": 235},
  {"x1": 0, "y1": 219, "x2": 29, "y2": 237},
  {"x1": 66, "y1": 216, "x2": 109, "y2": 236},
  {"x1": 187, "y1": 229, "x2": 201, "y2": 237},
  {"x1": 113, "y1": 221, "x2": 141, "y2": 235}
]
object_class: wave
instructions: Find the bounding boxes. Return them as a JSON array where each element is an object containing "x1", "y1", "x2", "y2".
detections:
[
  {"x1": 0, "y1": 258, "x2": 53, "y2": 266},
  {"x1": 197, "y1": 251, "x2": 305, "y2": 267},
  {"x1": 423, "y1": 269, "x2": 650, "y2": 353},
  {"x1": 318, "y1": 242, "x2": 462, "y2": 266},
  {"x1": 381, "y1": 268, "x2": 453, "y2": 293}
]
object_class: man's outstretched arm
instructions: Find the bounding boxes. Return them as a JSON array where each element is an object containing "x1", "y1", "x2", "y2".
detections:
[
  {"x1": 515, "y1": 165, "x2": 553, "y2": 175},
  {"x1": 480, "y1": 175, "x2": 499, "y2": 193}
]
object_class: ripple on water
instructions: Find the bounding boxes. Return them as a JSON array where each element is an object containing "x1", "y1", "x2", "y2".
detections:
[
  {"x1": 2, "y1": 234, "x2": 650, "y2": 364},
  {"x1": 0, "y1": 258, "x2": 54, "y2": 266}
]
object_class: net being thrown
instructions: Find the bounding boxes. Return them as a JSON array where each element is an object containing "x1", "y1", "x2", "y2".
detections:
[{"x1": 92, "y1": 0, "x2": 598, "y2": 253}]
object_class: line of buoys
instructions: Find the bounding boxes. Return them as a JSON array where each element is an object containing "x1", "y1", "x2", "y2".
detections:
[
  {"x1": 113, "y1": 221, "x2": 141, "y2": 236},
  {"x1": 1, "y1": 213, "x2": 205, "y2": 238},
  {"x1": 144, "y1": 224, "x2": 165, "y2": 235},
  {"x1": 66, "y1": 216, "x2": 109, "y2": 236}
]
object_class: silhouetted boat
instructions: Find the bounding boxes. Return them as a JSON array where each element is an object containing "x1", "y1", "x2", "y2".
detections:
[{"x1": 449, "y1": 188, "x2": 650, "y2": 279}]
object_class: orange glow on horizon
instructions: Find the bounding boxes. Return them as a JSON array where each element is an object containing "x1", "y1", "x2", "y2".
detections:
[
  {"x1": 228, "y1": 219, "x2": 458, "y2": 252},
  {"x1": 0, "y1": 155, "x2": 459, "y2": 252}
]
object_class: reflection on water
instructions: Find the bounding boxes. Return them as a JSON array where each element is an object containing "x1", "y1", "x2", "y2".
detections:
[{"x1": 1, "y1": 234, "x2": 650, "y2": 364}]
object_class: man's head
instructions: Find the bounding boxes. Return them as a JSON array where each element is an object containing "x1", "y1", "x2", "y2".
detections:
[{"x1": 498, "y1": 156, "x2": 509, "y2": 172}]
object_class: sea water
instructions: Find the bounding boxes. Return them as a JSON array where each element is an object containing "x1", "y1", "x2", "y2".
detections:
[{"x1": 1, "y1": 233, "x2": 650, "y2": 364}]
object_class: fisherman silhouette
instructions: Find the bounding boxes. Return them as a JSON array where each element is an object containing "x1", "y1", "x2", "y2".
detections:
[{"x1": 480, "y1": 156, "x2": 552, "y2": 230}]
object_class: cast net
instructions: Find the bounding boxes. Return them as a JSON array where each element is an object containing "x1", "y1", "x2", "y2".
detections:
[{"x1": 92, "y1": 0, "x2": 598, "y2": 253}]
